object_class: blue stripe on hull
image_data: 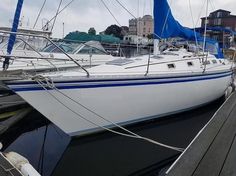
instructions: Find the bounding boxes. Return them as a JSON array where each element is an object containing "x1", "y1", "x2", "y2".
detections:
[
  {"x1": 7, "y1": 70, "x2": 232, "y2": 86},
  {"x1": 9, "y1": 72, "x2": 232, "y2": 92}
]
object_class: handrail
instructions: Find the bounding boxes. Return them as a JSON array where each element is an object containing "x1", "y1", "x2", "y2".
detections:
[
  {"x1": 125, "y1": 57, "x2": 203, "y2": 70},
  {"x1": 0, "y1": 34, "x2": 58, "y2": 71},
  {"x1": 0, "y1": 30, "x2": 90, "y2": 77},
  {"x1": 16, "y1": 37, "x2": 58, "y2": 70}
]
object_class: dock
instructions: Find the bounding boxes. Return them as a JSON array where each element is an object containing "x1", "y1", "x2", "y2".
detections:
[{"x1": 166, "y1": 92, "x2": 236, "y2": 176}]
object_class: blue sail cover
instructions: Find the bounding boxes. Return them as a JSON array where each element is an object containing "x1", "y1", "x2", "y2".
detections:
[
  {"x1": 153, "y1": 0, "x2": 224, "y2": 58},
  {"x1": 7, "y1": 0, "x2": 24, "y2": 55},
  {"x1": 153, "y1": 0, "x2": 200, "y2": 40}
]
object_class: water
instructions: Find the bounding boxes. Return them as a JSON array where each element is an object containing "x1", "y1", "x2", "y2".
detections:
[{"x1": 1, "y1": 97, "x2": 224, "y2": 176}]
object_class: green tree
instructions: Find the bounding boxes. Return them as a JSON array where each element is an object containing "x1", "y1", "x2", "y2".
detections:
[
  {"x1": 88, "y1": 27, "x2": 96, "y2": 35},
  {"x1": 105, "y1": 25, "x2": 123, "y2": 39}
]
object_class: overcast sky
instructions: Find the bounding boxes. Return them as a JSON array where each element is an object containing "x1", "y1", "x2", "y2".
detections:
[{"x1": 0, "y1": 0, "x2": 236, "y2": 38}]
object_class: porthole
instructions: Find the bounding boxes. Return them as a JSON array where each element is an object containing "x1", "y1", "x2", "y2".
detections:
[
  {"x1": 167, "y1": 64, "x2": 175, "y2": 69},
  {"x1": 187, "y1": 62, "x2": 194, "y2": 66},
  {"x1": 212, "y1": 60, "x2": 217, "y2": 64},
  {"x1": 203, "y1": 60, "x2": 211, "y2": 65}
]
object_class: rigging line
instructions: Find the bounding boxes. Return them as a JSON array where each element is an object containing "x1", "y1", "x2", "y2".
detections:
[
  {"x1": 143, "y1": 0, "x2": 146, "y2": 17},
  {"x1": 33, "y1": 0, "x2": 47, "y2": 29},
  {"x1": 100, "y1": 0, "x2": 122, "y2": 26},
  {"x1": 114, "y1": 0, "x2": 161, "y2": 40},
  {"x1": 42, "y1": 0, "x2": 75, "y2": 30},
  {"x1": 50, "y1": 0, "x2": 63, "y2": 33},
  {"x1": 137, "y1": 0, "x2": 140, "y2": 18},
  {"x1": 188, "y1": 0, "x2": 199, "y2": 52},
  {"x1": 161, "y1": 0, "x2": 174, "y2": 38},
  {"x1": 115, "y1": 0, "x2": 137, "y2": 19},
  {"x1": 150, "y1": 0, "x2": 153, "y2": 14},
  {"x1": 195, "y1": 0, "x2": 207, "y2": 28},
  {"x1": 203, "y1": 0, "x2": 209, "y2": 55},
  {"x1": 209, "y1": 0, "x2": 216, "y2": 12},
  {"x1": 34, "y1": 77, "x2": 184, "y2": 152}
]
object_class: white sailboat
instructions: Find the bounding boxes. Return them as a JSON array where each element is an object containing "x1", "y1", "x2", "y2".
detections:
[
  {"x1": 5, "y1": 0, "x2": 234, "y2": 136},
  {"x1": 0, "y1": 39, "x2": 118, "y2": 72}
]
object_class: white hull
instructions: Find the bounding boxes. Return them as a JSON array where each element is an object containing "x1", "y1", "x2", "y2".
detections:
[{"x1": 7, "y1": 70, "x2": 232, "y2": 136}]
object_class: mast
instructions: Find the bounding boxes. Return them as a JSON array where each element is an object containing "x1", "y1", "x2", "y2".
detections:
[
  {"x1": 137, "y1": 0, "x2": 140, "y2": 54},
  {"x1": 202, "y1": 0, "x2": 209, "y2": 55},
  {"x1": 3, "y1": 0, "x2": 24, "y2": 70},
  {"x1": 153, "y1": 0, "x2": 159, "y2": 56}
]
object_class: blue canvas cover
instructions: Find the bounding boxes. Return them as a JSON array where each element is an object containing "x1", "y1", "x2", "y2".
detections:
[
  {"x1": 153, "y1": 0, "x2": 223, "y2": 58},
  {"x1": 197, "y1": 38, "x2": 224, "y2": 58},
  {"x1": 7, "y1": 0, "x2": 24, "y2": 55},
  {"x1": 153, "y1": 0, "x2": 200, "y2": 40}
]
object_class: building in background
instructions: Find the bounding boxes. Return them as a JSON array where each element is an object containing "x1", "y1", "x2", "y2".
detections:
[
  {"x1": 200, "y1": 9, "x2": 236, "y2": 49},
  {"x1": 128, "y1": 15, "x2": 154, "y2": 37}
]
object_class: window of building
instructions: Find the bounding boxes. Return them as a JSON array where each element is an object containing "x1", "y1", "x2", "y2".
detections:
[
  {"x1": 214, "y1": 19, "x2": 218, "y2": 25},
  {"x1": 205, "y1": 19, "x2": 209, "y2": 25},
  {"x1": 217, "y1": 12, "x2": 222, "y2": 17},
  {"x1": 217, "y1": 19, "x2": 222, "y2": 25},
  {"x1": 213, "y1": 35, "x2": 218, "y2": 40}
]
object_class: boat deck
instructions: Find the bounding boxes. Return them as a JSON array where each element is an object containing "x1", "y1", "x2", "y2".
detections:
[{"x1": 166, "y1": 91, "x2": 236, "y2": 176}]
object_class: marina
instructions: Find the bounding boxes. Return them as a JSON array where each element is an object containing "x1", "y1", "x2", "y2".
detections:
[{"x1": 0, "y1": 0, "x2": 236, "y2": 175}]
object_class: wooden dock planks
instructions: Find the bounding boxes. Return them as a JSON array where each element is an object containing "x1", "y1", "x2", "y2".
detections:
[{"x1": 166, "y1": 92, "x2": 236, "y2": 176}]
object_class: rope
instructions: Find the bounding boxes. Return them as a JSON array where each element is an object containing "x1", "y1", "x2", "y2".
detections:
[
  {"x1": 202, "y1": 0, "x2": 209, "y2": 55},
  {"x1": 50, "y1": 0, "x2": 63, "y2": 33},
  {"x1": 100, "y1": 0, "x2": 122, "y2": 26},
  {"x1": 32, "y1": 75, "x2": 184, "y2": 152},
  {"x1": 114, "y1": 0, "x2": 161, "y2": 40},
  {"x1": 33, "y1": 0, "x2": 47, "y2": 29},
  {"x1": 160, "y1": 0, "x2": 172, "y2": 38},
  {"x1": 195, "y1": 0, "x2": 207, "y2": 28},
  {"x1": 115, "y1": 0, "x2": 137, "y2": 19},
  {"x1": 143, "y1": 0, "x2": 146, "y2": 17},
  {"x1": 188, "y1": 0, "x2": 199, "y2": 53},
  {"x1": 209, "y1": 0, "x2": 216, "y2": 12},
  {"x1": 42, "y1": 0, "x2": 75, "y2": 30}
]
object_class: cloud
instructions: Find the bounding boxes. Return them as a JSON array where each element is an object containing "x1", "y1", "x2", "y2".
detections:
[{"x1": 0, "y1": 0, "x2": 235, "y2": 38}]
